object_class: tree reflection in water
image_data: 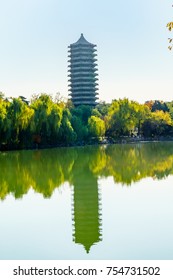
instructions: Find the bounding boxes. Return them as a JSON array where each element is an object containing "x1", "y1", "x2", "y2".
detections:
[{"x1": 1, "y1": 142, "x2": 173, "y2": 252}]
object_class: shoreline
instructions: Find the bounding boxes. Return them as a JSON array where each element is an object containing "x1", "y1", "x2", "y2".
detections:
[{"x1": 1, "y1": 136, "x2": 173, "y2": 152}]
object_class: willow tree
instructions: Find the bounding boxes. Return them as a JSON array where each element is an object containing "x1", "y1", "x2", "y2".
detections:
[
  {"x1": 88, "y1": 116, "x2": 105, "y2": 138},
  {"x1": 31, "y1": 94, "x2": 64, "y2": 145},
  {"x1": 0, "y1": 98, "x2": 10, "y2": 146},
  {"x1": 7, "y1": 97, "x2": 34, "y2": 147}
]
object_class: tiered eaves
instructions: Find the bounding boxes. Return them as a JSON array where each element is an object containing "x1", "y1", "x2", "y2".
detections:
[{"x1": 68, "y1": 34, "x2": 99, "y2": 106}]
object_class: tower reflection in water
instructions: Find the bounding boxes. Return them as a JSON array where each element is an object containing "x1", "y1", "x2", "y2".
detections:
[
  {"x1": 71, "y1": 151, "x2": 102, "y2": 253},
  {"x1": 1, "y1": 143, "x2": 173, "y2": 253}
]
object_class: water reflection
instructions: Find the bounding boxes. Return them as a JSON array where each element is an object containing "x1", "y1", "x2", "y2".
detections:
[
  {"x1": 1, "y1": 142, "x2": 173, "y2": 200},
  {"x1": 71, "y1": 151, "x2": 102, "y2": 252},
  {"x1": 1, "y1": 142, "x2": 173, "y2": 253}
]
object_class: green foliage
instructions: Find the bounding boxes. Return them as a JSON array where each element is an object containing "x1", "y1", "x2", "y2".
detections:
[
  {"x1": 167, "y1": 20, "x2": 173, "y2": 50},
  {"x1": 96, "y1": 102, "x2": 110, "y2": 116},
  {"x1": 107, "y1": 98, "x2": 149, "y2": 137},
  {"x1": 71, "y1": 105, "x2": 92, "y2": 125},
  {"x1": 91, "y1": 108, "x2": 102, "y2": 118},
  {"x1": 0, "y1": 99, "x2": 9, "y2": 145},
  {"x1": 0, "y1": 93, "x2": 173, "y2": 150},
  {"x1": 71, "y1": 115, "x2": 89, "y2": 142},
  {"x1": 30, "y1": 94, "x2": 64, "y2": 145},
  {"x1": 0, "y1": 92, "x2": 5, "y2": 100},
  {"x1": 70, "y1": 105, "x2": 92, "y2": 142},
  {"x1": 58, "y1": 108, "x2": 77, "y2": 144},
  {"x1": 166, "y1": 101, "x2": 173, "y2": 119},
  {"x1": 142, "y1": 110, "x2": 173, "y2": 137},
  {"x1": 167, "y1": 22, "x2": 173, "y2": 31},
  {"x1": 145, "y1": 100, "x2": 169, "y2": 112},
  {"x1": 6, "y1": 98, "x2": 34, "y2": 148},
  {"x1": 88, "y1": 116, "x2": 105, "y2": 138}
]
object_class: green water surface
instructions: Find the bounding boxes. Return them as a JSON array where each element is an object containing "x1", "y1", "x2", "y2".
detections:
[{"x1": 0, "y1": 142, "x2": 173, "y2": 259}]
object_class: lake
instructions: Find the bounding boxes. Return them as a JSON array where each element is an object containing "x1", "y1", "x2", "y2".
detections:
[{"x1": 0, "y1": 142, "x2": 173, "y2": 260}]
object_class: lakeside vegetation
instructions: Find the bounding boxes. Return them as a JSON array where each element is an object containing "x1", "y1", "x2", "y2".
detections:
[{"x1": 1, "y1": 92, "x2": 173, "y2": 150}]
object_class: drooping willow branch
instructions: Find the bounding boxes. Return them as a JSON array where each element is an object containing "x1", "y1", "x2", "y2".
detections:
[{"x1": 167, "y1": 23, "x2": 173, "y2": 50}]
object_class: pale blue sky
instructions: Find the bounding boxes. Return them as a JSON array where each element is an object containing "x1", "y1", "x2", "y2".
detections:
[{"x1": 0, "y1": 0, "x2": 173, "y2": 103}]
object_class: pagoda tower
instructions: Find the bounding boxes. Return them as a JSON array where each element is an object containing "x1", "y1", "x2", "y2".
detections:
[{"x1": 68, "y1": 34, "x2": 99, "y2": 106}]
